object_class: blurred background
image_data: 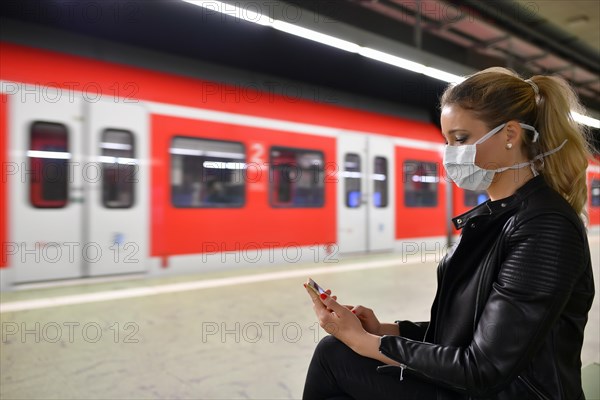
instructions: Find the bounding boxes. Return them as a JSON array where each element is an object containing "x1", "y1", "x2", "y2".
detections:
[{"x1": 1, "y1": 1, "x2": 599, "y2": 399}]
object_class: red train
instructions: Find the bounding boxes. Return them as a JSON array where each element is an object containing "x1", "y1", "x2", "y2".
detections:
[{"x1": 1, "y1": 41, "x2": 599, "y2": 287}]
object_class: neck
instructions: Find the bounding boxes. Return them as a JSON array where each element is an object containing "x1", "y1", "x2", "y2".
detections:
[{"x1": 487, "y1": 166, "x2": 535, "y2": 201}]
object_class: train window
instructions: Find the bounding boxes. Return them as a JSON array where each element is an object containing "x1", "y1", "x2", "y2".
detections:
[
  {"x1": 403, "y1": 160, "x2": 438, "y2": 207},
  {"x1": 373, "y1": 156, "x2": 388, "y2": 208},
  {"x1": 170, "y1": 137, "x2": 245, "y2": 208},
  {"x1": 29, "y1": 121, "x2": 69, "y2": 208},
  {"x1": 464, "y1": 190, "x2": 488, "y2": 207},
  {"x1": 269, "y1": 147, "x2": 324, "y2": 208},
  {"x1": 344, "y1": 153, "x2": 361, "y2": 208},
  {"x1": 592, "y1": 179, "x2": 600, "y2": 207},
  {"x1": 101, "y1": 130, "x2": 135, "y2": 208}
]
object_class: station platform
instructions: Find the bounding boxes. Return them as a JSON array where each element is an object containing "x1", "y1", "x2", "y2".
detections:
[{"x1": 1, "y1": 235, "x2": 598, "y2": 399}]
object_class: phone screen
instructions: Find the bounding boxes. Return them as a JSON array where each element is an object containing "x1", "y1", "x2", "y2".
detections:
[{"x1": 307, "y1": 278, "x2": 325, "y2": 295}]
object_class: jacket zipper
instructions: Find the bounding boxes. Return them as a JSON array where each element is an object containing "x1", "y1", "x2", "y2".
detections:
[
  {"x1": 398, "y1": 363, "x2": 406, "y2": 381},
  {"x1": 433, "y1": 263, "x2": 446, "y2": 343},
  {"x1": 518, "y1": 375, "x2": 550, "y2": 400},
  {"x1": 379, "y1": 347, "x2": 465, "y2": 392}
]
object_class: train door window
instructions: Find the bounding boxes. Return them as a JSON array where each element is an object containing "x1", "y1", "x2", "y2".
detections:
[
  {"x1": 464, "y1": 190, "x2": 488, "y2": 207},
  {"x1": 592, "y1": 179, "x2": 600, "y2": 207},
  {"x1": 29, "y1": 121, "x2": 69, "y2": 208},
  {"x1": 170, "y1": 137, "x2": 245, "y2": 208},
  {"x1": 403, "y1": 160, "x2": 438, "y2": 207},
  {"x1": 101, "y1": 130, "x2": 135, "y2": 208},
  {"x1": 270, "y1": 147, "x2": 324, "y2": 208},
  {"x1": 373, "y1": 156, "x2": 388, "y2": 208},
  {"x1": 344, "y1": 153, "x2": 361, "y2": 208}
]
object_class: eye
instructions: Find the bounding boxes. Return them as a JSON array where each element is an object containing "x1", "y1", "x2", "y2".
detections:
[{"x1": 455, "y1": 137, "x2": 468, "y2": 144}]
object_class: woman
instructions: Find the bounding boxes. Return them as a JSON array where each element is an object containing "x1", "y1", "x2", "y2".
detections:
[{"x1": 303, "y1": 67, "x2": 595, "y2": 400}]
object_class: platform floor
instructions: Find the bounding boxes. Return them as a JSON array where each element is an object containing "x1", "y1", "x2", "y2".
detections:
[{"x1": 1, "y1": 235, "x2": 599, "y2": 400}]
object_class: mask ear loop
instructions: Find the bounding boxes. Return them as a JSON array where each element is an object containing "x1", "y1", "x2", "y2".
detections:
[
  {"x1": 530, "y1": 157, "x2": 543, "y2": 177},
  {"x1": 475, "y1": 123, "x2": 507, "y2": 145},
  {"x1": 520, "y1": 123, "x2": 541, "y2": 176},
  {"x1": 529, "y1": 163, "x2": 538, "y2": 177},
  {"x1": 529, "y1": 139, "x2": 567, "y2": 177},
  {"x1": 519, "y1": 123, "x2": 540, "y2": 142}
]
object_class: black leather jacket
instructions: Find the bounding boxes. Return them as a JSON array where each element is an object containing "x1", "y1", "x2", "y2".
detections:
[{"x1": 378, "y1": 175, "x2": 595, "y2": 399}]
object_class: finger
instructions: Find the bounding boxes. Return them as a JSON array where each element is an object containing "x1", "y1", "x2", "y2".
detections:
[
  {"x1": 332, "y1": 296, "x2": 337, "y2": 301},
  {"x1": 344, "y1": 305, "x2": 359, "y2": 315},
  {"x1": 308, "y1": 288, "x2": 328, "y2": 310},
  {"x1": 319, "y1": 292, "x2": 350, "y2": 316},
  {"x1": 303, "y1": 283, "x2": 317, "y2": 299},
  {"x1": 304, "y1": 284, "x2": 325, "y2": 306},
  {"x1": 351, "y1": 305, "x2": 368, "y2": 318}
]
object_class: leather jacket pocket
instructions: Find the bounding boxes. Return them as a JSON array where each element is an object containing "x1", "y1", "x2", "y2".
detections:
[{"x1": 517, "y1": 375, "x2": 551, "y2": 400}]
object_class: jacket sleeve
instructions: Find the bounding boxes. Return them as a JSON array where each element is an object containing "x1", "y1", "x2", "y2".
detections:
[
  {"x1": 396, "y1": 320, "x2": 429, "y2": 341},
  {"x1": 378, "y1": 213, "x2": 587, "y2": 397}
]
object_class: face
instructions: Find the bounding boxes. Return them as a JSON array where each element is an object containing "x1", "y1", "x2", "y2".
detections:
[{"x1": 440, "y1": 104, "x2": 524, "y2": 170}]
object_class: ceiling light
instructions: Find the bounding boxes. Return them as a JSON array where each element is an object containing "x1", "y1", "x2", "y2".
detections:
[
  {"x1": 180, "y1": 0, "x2": 273, "y2": 26},
  {"x1": 572, "y1": 112, "x2": 600, "y2": 129},
  {"x1": 180, "y1": 0, "x2": 599, "y2": 129},
  {"x1": 272, "y1": 20, "x2": 361, "y2": 53},
  {"x1": 566, "y1": 15, "x2": 589, "y2": 27}
]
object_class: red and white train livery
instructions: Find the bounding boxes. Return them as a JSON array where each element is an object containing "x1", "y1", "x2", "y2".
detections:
[{"x1": 1, "y1": 42, "x2": 598, "y2": 288}]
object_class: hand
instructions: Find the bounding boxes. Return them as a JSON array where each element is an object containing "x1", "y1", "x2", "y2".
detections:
[
  {"x1": 344, "y1": 305, "x2": 382, "y2": 336},
  {"x1": 303, "y1": 284, "x2": 368, "y2": 351}
]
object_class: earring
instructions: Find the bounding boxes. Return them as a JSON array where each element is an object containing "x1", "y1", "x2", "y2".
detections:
[{"x1": 505, "y1": 143, "x2": 513, "y2": 149}]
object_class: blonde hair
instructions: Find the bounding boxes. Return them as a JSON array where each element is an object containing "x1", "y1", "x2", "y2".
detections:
[{"x1": 441, "y1": 67, "x2": 594, "y2": 222}]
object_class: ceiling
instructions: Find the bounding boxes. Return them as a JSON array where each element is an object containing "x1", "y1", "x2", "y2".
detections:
[
  {"x1": 522, "y1": 0, "x2": 599, "y2": 52},
  {"x1": 0, "y1": 0, "x2": 598, "y2": 147},
  {"x1": 326, "y1": 0, "x2": 600, "y2": 109}
]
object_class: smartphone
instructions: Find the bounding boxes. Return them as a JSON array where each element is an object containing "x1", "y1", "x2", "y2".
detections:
[{"x1": 306, "y1": 278, "x2": 326, "y2": 296}]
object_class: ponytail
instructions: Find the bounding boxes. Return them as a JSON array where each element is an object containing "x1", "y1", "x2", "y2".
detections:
[
  {"x1": 440, "y1": 67, "x2": 594, "y2": 222},
  {"x1": 530, "y1": 75, "x2": 592, "y2": 222}
]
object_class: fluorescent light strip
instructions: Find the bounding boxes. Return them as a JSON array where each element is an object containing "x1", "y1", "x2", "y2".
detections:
[
  {"x1": 572, "y1": 112, "x2": 600, "y2": 129},
  {"x1": 180, "y1": 0, "x2": 273, "y2": 26},
  {"x1": 27, "y1": 150, "x2": 71, "y2": 159},
  {"x1": 203, "y1": 161, "x2": 247, "y2": 169},
  {"x1": 182, "y1": 0, "x2": 599, "y2": 129},
  {"x1": 97, "y1": 156, "x2": 138, "y2": 164},
  {"x1": 100, "y1": 142, "x2": 132, "y2": 150},
  {"x1": 272, "y1": 20, "x2": 360, "y2": 53}
]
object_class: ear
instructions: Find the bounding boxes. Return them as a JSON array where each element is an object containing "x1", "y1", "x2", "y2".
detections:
[{"x1": 504, "y1": 120, "x2": 523, "y2": 144}]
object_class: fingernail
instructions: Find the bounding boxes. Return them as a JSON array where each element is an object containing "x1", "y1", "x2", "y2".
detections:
[
  {"x1": 351, "y1": 310, "x2": 356, "y2": 314},
  {"x1": 303, "y1": 283, "x2": 307, "y2": 288},
  {"x1": 320, "y1": 293, "x2": 327, "y2": 300}
]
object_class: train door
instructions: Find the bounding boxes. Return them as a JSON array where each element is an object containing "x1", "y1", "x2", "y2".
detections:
[
  {"x1": 338, "y1": 134, "x2": 368, "y2": 253},
  {"x1": 85, "y1": 99, "x2": 148, "y2": 276},
  {"x1": 337, "y1": 134, "x2": 395, "y2": 253},
  {"x1": 9, "y1": 87, "x2": 85, "y2": 282},
  {"x1": 367, "y1": 135, "x2": 395, "y2": 252}
]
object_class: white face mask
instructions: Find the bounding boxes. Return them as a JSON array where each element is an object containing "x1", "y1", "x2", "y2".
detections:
[{"x1": 442, "y1": 122, "x2": 567, "y2": 191}]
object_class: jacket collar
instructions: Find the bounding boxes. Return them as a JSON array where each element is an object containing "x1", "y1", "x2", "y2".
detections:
[{"x1": 452, "y1": 175, "x2": 546, "y2": 230}]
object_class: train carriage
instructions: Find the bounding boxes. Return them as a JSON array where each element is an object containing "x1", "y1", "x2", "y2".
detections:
[{"x1": 1, "y1": 41, "x2": 599, "y2": 288}]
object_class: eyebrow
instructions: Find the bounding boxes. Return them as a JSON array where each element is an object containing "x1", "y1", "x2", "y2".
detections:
[
  {"x1": 441, "y1": 129, "x2": 470, "y2": 139},
  {"x1": 447, "y1": 129, "x2": 470, "y2": 135}
]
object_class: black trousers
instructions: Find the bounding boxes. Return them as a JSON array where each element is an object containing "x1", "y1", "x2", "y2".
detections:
[{"x1": 302, "y1": 335, "x2": 438, "y2": 400}]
